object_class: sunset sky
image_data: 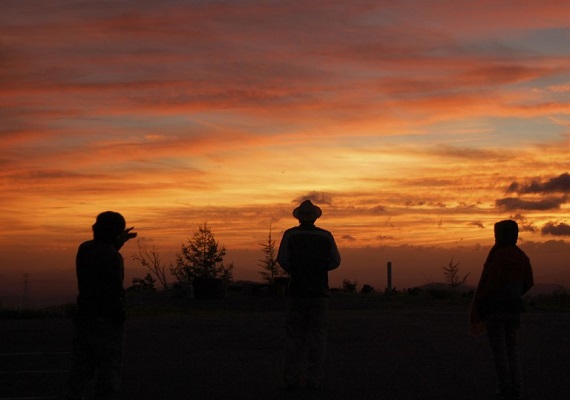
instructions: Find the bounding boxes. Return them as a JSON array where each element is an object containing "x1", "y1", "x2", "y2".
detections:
[{"x1": 1, "y1": 1, "x2": 570, "y2": 304}]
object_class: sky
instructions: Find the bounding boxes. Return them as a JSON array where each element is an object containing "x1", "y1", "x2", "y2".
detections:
[{"x1": 1, "y1": 0, "x2": 570, "y2": 305}]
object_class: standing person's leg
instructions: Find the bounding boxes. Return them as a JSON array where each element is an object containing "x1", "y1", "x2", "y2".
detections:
[
  {"x1": 66, "y1": 321, "x2": 98, "y2": 400},
  {"x1": 95, "y1": 319, "x2": 124, "y2": 399},
  {"x1": 486, "y1": 313, "x2": 511, "y2": 399},
  {"x1": 284, "y1": 298, "x2": 307, "y2": 389},
  {"x1": 306, "y1": 298, "x2": 328, "y2": 389},
  {"x1": 505, "y1": 316, "x2": 523, "y2": 400}
]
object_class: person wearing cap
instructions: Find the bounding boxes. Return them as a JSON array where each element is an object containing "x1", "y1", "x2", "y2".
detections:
[
  {"x1": 66, "y1": 211, "x2": 137, "y2": 400},
  {"x1": 469, "y1": 220, "x2": 534, "y2": 400},
  {"x1": 277, "y1": 200, "x2": 341, "y2": 390}
]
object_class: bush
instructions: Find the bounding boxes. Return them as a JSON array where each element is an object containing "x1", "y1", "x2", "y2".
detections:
[
  {"x1": 360, "y1": 284, "x2": 376, "y2": 295},
  {"x1": 341, "y1": 279, "x2": 358, "y2": 293},
  {"x1": 127, "y1": 273, "x2": 156, "y2": 293}
]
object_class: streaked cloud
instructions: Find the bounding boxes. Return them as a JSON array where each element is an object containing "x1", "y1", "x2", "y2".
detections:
[
  {"x1": 496, "y1": 197, "x2": 567, "y2": 211},
  {"x1": 507, "y1": 172, "x2": 570, "y2": 194},
  {"x1": 541, "y1": 222, "x2": 570, "y2": 237},
  {"x1": 510, "y1": 214, "x2": 539, "y2": 233},
  {"x1": 468, "y1": 221, "x2": 485, "y2": 229},
  {"x1": 293, "y1": 191, "x2": 335, "y2": 206},
  {"x1": 2, "y1": 0, "x2": 570, "y2": 288}
]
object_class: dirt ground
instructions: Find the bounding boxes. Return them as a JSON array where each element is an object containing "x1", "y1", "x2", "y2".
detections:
[{"x1": 1, "y1": 294, "x2": 569, "y2": 400}]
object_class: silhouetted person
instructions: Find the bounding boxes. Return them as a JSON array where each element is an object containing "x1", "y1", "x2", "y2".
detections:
[
  {"x1": 277, "y1": 200, "x2": 341, "y2": 390},
  {"x1": 65, "y1": 211, "x2": 136, "y2": 400},
  {"x1": 470, "y1": 220, "x2": 533, "y2": 400}
]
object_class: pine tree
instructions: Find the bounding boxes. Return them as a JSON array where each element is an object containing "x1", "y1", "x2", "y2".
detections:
[
  {"x1": 258, "y1": 226, "x2": 287, "y2": 283},
  {"x1": 171, "y1": 222, "x2": 233, "y2": 283},
  {"x1": 442, "y1": 257, "x2": 469, "y2": 291}
]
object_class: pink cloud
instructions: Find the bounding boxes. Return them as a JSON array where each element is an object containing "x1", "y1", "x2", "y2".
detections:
[{"x1": 2, "y1": 0, "x2": 570, "y2": 287}]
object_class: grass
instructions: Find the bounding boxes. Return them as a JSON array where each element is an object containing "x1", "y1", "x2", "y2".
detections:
[
  {"x1": 2, "y1": 288, "x2": 570, "y2": 399},
  {"x1": 526, "y1": 290, "x2": 570, "y2": 312},
  {"x1": 0, "y1": 303, "x2": 76, "y2": 319}
]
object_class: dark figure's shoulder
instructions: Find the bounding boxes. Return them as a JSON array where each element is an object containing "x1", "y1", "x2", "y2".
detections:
[
  {"x1": 495, "y1": 245, "x2": 529, "y2": 258},
  {"x1": 77, "y1": 239, "x2": 95, "y2": 252},
  {"x1": 77, "y1": 239, "x2": 119, "y2": 257},
  {"x1": 284, "y1": 225, "x2": 334, "y2": 237},
  {"x1": 78, "y1": 239, "x2": 104, "y2": 250},
  {"x1": 514, "y1": 246, "x2": 531, "y2": 263},
  {"x1": 492, "y1": 245, "x2": 531, "y2": 264}
]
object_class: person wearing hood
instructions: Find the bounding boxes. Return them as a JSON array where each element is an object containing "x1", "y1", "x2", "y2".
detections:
[
  {"x1": 470, "y1": 220, "x2": 534, "y2": 400},
  {"x1": 277, "y1": 200, "x2": 341, "y2": 390}
]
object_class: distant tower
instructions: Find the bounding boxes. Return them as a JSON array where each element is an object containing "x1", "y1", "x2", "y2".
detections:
[
  {"x1": 23, "y1": 272, "x2": 30, "y2": 308},
  {"x1": 387, "y1": 261, "x2": 392, "y2": 293}
]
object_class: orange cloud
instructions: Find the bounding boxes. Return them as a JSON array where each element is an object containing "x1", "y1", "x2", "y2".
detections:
[{"x1": 2, "y1": 1, "x2": 570, "y2": 293}]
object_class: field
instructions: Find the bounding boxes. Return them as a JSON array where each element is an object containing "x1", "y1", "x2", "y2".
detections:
[{"x1": 1, "y1": 292, "x2": 569, "y2": 400}]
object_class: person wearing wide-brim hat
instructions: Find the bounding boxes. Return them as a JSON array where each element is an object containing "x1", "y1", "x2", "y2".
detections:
[
  {"x1": 292, "y1": 199, "x2": 323, "y2": 222},
  {"x1": 277, "y1": 199, "x2": 341, "y2": 390}
]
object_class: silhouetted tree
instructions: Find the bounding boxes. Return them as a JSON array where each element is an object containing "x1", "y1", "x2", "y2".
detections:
[
  {"x1": 341, "y1": 279, "x2": 358, "y2": 293},
  {"x1": 258, "y1": 226, "x2": 287, "y2": 283},
  {"x1": 442, "y1": 257, "x2": 469, "y2": 291},
  {"x1": 360, "y1": 284, "x2": 376, "y2": 294},
  {"x1": 133, "y1": 239, "x2": 169, "y2": 289},
  {"x1": 170, "y1": 222, "x2": 233, "y2": 283}
]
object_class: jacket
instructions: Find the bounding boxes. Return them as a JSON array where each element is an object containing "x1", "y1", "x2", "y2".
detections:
[
  {"x1": 277, "y1": 223, "x2": 341, "y2": 297},
  {"x1": 75, "y1": 239, "x2": 126, "y2": 323},
  {"x1": 469, "y1": 245, "x2": 533, "y2": 332}
]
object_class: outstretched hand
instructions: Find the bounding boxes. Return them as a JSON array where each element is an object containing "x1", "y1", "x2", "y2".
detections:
[
  {"x1": 114, "y1": 227, "x2": 137, "y2": 250},
  {"x1": 113, "y1": 227, "x2": 137, "y2": 250},
  {"x1": 114, "y1": 227, "x2": 137, "y2": 248},
  {"x1": 121, "y1": 227, "x2": 137, "y2": 243}
]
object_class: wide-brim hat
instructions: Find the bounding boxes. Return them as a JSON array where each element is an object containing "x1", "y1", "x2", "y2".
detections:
[{"x1": 293, "y1": 200, "x2": 322, "y2": 222}]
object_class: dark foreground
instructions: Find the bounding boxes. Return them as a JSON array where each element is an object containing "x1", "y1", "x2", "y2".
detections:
[{"x1": 1, "y1": 294, "x2": 569, "y2": 400}]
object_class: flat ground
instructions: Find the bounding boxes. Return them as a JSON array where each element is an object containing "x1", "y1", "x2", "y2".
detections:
[{"x1": 1, "y1": 293, "x2": 569, "y2": 400}]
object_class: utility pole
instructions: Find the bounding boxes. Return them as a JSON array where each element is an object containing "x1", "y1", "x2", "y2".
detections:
[
  {"x1": 23, "y1": 272, "x2": 30, "y2": 308},
  {"x1": 387, "y1": 261, "x2": 392, "y2": 293}
]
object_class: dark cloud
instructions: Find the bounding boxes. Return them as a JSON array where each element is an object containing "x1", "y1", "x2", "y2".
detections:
[
  {"x1": 14, "y1": 169, "x2": 85, "y2": 180},
  {"x1": 457, "y1": 201, "x2": 481, "y2": 209},
  {"x1": 507, "y1": 172, "x2": 570, "y2": 194},
  {"x1": 519, "y1": 224, "x2": 539, "y2": 233},
  {"x1": 405, "y1": 200, "x2": 426, "y2": 207},
  {"x1": 541, "y1": 222, "x2": 570, "y2": 236},
  {"x1": 376, "y1": 235, "x2": 396, "y2": 240},
  {"x1": 496, "y1": 197, "x2": 565, "y2": 211},
  {"x1": 510, "y1": 214, "x2": 539, "y2": 233},
  {"x1": 432, "y1": 144, "x2": 504, "y2": 160},
  {"x1": 293, "y1": 191, "x2": 333, "y2": 206},
  {"x1": 342, "y1": 235, "x2": 356, "y2": 241},
  {"x1": 369, "y1": 205, "x2": 387, "y2": 214},
  {"x1": 468, "y1": 221, "x2": 485, "y2": 229}
]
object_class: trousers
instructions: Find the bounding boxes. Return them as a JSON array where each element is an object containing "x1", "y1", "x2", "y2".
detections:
[
  {"x1": 485, "y1": 312, "x2": 523, "y2": 398},
  {"x1": 66, "y1": 318, "x2": 124, "y2": 400},
  {"x1": 284, "y1": 297, "x2": 329, "y2": 387}
]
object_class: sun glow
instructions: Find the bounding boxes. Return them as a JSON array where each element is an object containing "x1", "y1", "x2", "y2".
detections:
[{"x1": 2, "y1": 1, "x2": 570, "y2": 304}]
